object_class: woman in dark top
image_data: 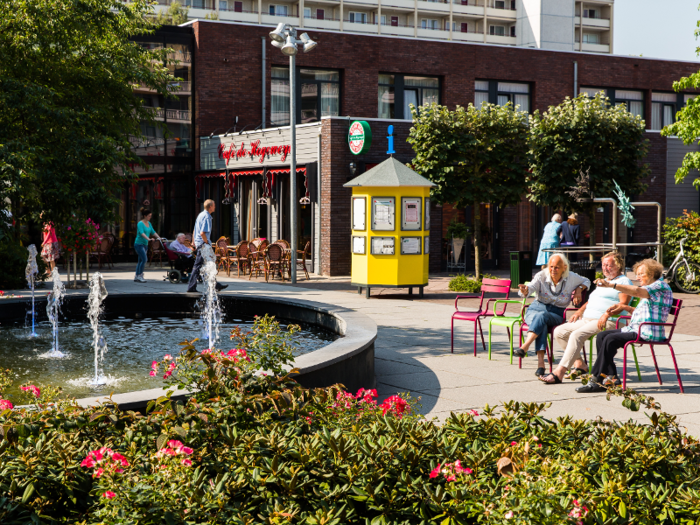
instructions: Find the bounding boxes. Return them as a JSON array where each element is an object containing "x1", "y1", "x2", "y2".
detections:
[{"x1": 561, "y1": 213, "x2": 580, "y2": 246}]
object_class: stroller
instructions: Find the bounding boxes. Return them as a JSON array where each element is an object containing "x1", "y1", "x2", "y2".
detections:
[{"x1": 161, "y1": 239, "x2": 195, "y2": 284}]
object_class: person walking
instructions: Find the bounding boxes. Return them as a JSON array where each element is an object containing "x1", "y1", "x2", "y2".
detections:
[
  {"x1": 134, "y1": 207, "x2": 161, "y2": 283},
  {"x1": 536, "y1": 213, "x2": 563, "y2": 267},
  {"x1": 40, "y1": 212, "x2": 60, "y2": 272},
  {"x1": 560, "y1": 213, "x2": 580, "y2": 262},
  {"x1": 187, "y1": 199, "x2": 228, "y2": 293}
]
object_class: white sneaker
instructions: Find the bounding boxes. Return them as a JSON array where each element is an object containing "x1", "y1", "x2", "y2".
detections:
[{"x1": 139, "y1": 276, "x2": 147, "y2": 283}]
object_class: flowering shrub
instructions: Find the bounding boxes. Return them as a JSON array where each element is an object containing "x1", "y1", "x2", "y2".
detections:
[
  {"x1": 59, "y1": 217, "x2": 100, "y2": 254},
  {"x1": 1, "y1": 319, "x2": 700, "y2": 523}
]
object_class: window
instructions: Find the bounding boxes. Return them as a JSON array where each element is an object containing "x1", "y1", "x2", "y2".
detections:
[
  {"x1": 494, "y1": 0, "x2": 505, "y2": 8},
  {"x1": 510, "y1": 26, "x2": 516, "y2": 37},
  {"x1": 489, "y1": 25, "x2": 506, "y2": 36},
  {"x1": 474, "y1": 80, "x2": 530, "y2": 112},
  {"x1": 378, "y1": 74, "x2": 440, "y2": 119},
  {"x1": 271, "y1": 67, "x2": 340, "y2": 125},
  {"x1": 304, "y1": 7, "x2": 310, "y2": 17},
  {"x1": 380, "y1": 14, "x2": 386, "y2": 25},
  {"x1": 461, "y1": 22, "x2": 468, "y2": 33},
  {"x1": 421, "y1": 19, "x2": 440, "y2": 29},
  {"x1": 615, "y1": 90, "x2": 644, "y2": 119},
  {"x1": 349, "y1": 12, "x2": 368, "y2": 23},
  {"x1": 317, "y1": 9, "x2": 324, "y2": 19},
  {"x1": 391, "y1": 16, "x2": 399, "y2": 26},
  {"x1": 580, "y1": 87, "x2": 606, "y2": 98},
  {"x1": 651, "y1": 92, "x2": 677, "y2": 131},
  {"x1": 583, "y1": 8, "x2": 598, "y2": 18},
  {"x1": 582, "y1": 33, "x2": 600, "y2": 44},
  {"x1": 269, "y1": 4, "x2": 287, "y2": 15},
  {"x1": 234, "y1": 1, "x2": 242, "y2": 12}
]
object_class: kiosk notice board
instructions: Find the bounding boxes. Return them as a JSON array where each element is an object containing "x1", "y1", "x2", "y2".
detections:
[{"x1": 343, "y1": 157, "x2": 435, "y2": 298}]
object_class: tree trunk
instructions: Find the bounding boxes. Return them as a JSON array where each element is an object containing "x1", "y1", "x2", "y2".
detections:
[
  {"x1": 588, "y1": 203, "x2": 597, "y2": 262},
  {"x1": 86, "y1": 250, "x2": 90, "y2": 284},
  {"x1": 73, "y1": 251, "x2": 77, "y2": 286},
  {"x1": 67, "y1": 252, "x2": 71, "y2": 287},
  {"x1": 473, "y1": 199, "x2": 481, "y2": 280}
]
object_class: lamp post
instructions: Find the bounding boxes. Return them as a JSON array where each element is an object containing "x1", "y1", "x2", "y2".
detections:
[{"x1": 268, "y1": 23, "x2": 317, "y2": 283}]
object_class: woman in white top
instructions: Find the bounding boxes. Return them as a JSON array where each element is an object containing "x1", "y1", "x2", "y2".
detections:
[{"x1": 540, "y1": 252, "x2": 632, "y2": 384}]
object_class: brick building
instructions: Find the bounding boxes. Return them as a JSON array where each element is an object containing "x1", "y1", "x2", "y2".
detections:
[{"x1": 178, "y1": 20, "x2": 700, "y2": 275}]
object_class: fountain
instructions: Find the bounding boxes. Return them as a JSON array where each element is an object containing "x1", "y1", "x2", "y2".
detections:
[
  {"x1": 86, "y1": 273, "x2": 109, "y2": 386},
  {"x1": 199, "y1": 244, "x2": 222, "y2": 349},
  {"x1": 25, "y1": 245, "x2": 39, "y2": 338},
  {"x1": 46, "y1": 268, "x2": 66, "y2": 357}
]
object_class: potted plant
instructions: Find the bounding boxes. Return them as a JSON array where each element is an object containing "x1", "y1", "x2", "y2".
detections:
[{"x1": 447, "y1": 219, "x2": 471, "y2": 266}]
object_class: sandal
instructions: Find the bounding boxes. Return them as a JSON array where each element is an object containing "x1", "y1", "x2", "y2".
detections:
[
  {"x1": 539, "y1": 373, "x2": 562, "y2": 385},
  {"x1": 574, "y1": 367, "x2": 589, "y2": 375},
  {"x1": 513, "y1": 347, "x2": 527, "y2": 358},
  {"x1": 535, "y1": 367, "x2": 545, "y2": 377}
]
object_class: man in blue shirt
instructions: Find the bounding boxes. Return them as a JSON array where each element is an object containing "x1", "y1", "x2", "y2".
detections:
[{"x1": 187, "y1": 199, "x2": 229, "y2": 293}]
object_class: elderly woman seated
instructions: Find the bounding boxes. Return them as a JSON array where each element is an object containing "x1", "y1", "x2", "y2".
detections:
[
  {"x1": 577, "y1": 258, "x2": 673, "y2": 393},
  {"x1": 169, "y1": 233, "x2": 194, "y2": 258},
  {"x1": 539, "y1": 252, "x2": 632, "y2": 384},
  {"x1": 514, "y1": 253, "x2": 590, "y2": 376}
]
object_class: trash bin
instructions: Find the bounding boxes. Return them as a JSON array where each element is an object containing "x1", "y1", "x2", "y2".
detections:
[
  {"x1": 510, "y1": 251, "x2": 533, "y2": 285},
  {"x1": 571, "y1": 260, "x2": 597, "y2": 293}
]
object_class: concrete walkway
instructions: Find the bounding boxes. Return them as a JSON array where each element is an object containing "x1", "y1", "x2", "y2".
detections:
[{"x1": 7, "y1": 264, "x2": 700, "y2": 437}]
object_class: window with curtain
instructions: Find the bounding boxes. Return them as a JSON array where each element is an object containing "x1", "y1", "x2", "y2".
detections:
[
  {"x1": 271, "y1": 67, "x2": 290, "y2": 126},
  {"x1": 378, "y1": 74, "x2": 395, "y2": 119},
  {"x1": 475, "y1": 80, "x2": 530, "y2": 112},
  {"x1": 378, "y1": 74, "x2": 440, "y2": 119},
  {"x1": 474, "y1": 80, "x2": 489, "y2": 107},
  {"x1": 271, "y1": 67, "x2": 340, "y2": 125},
  {"x1": 580, "y1": 87, "x2": 606, "y2": 98},
  {"x1": 615, "y1": 90, "x2": 644, "y2": 119},
  {"x1": 651, "y1": 92, "x2": 677, "y2": 131}
]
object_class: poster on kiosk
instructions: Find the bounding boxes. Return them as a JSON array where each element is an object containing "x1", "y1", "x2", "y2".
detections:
[{"x1": 344, "y1": 122, "x2": 435, "y2": 298}]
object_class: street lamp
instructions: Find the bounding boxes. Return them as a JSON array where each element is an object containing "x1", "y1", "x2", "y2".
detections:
[{"x1": 268, "y1": 23, "x2": 317, "y2": 283}]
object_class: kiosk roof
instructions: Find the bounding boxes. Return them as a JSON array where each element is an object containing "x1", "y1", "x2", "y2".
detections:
[{"x1": 343, "y1": 157, "x2": 436, "y2": 188}]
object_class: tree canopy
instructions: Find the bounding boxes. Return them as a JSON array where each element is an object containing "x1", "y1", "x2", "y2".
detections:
[
  {"x1": 662, "y1": 76, "x2": 700, "y2": 190},
  {"x1": 528, "y1": 93, "x2": 649, "y2": 244},
  {"x1": 0, "y1": 0, "x2": 176, "y2": 238},
  {"x1": 408, "y1": 103, "x2": 531, "y2": 277}
]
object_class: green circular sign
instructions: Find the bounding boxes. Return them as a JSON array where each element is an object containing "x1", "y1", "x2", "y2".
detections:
[{"x1": 348, "y1": 120, "x2": 372, "y2": 155}]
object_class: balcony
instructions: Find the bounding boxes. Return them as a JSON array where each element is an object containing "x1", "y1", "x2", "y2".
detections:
[
  {"x1": 218, "y1": 9, "x2": 260, "y2": 23},
  {"x1": 343, "y1": 18, "x2": 379, "y2": 32},
  {"x1": 485, "y1": 33, "x2": 516, "y2": 45},
  {"x1": 416, "y1": 0, "x2": 451, "y2": 13},
  {"x1": 303, "y1": 14, "x2": 341, "y2": 30},
  {"x1": 452, "y1": 27, "x2": 485, "y2": 42},
  {"x1": 580, "y1": 42, "x2": 611, "y2": 53},
  {"x1": 166, "y1": 50, "x2": 192, "y2": 65},
  {"x1": 152, "y1": 108, "x2": 191, "y2": 122},
  {"x1": 136, "y1": 81, "x2": 191, "y2": 94},
  {"x1": 381, "y1": 21, "x2": 415, "y2": 36},
  {"x1": 382, "y1": 0, "x2": 415, "y2": 10},
  {"x1": 575, "y1": 15, "x2": 611, "y2": 28},
  {"x1": 417, "y1": 26, "x2": 450, "y2": 39},
  {"x1": 344, "y1": 0, "x2": 378, "y2": 7},
  {"x1": 452, "y1": 1, "x2": 487, "y2": 17},
  {"x1": 154, "y1": 0, "x2": 214, "y2": 8},
  {"x1": 260, "y1": 12, "x2": 300, "y2": 25}
]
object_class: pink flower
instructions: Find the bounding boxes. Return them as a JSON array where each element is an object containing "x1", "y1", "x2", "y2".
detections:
[
  {"x1": 149, "y1": 370, "x2": 157, "y2": 377},
  {"x1": 379, "y1": 395, "x2": 410, "y2": 418},
  {"x1": 163, "y1": 354, "x2": 173, "y2": 361},
  {"x1": 510, "y1": 441, "x2": 518, "y2": 446},
  {"x1": 181, "y1": 458, "x2": 192, "y2": 466},
  {"x1": 505, "y1": 511, "x2": 514, "y2": 519},
  {"x1": 168, "y1": 440, "x2": 184, "y2": 449},
  {"x1": 181, "y1": 446, "x2": 193, "y2": 455},
  {"x1": 93, "y1": 467, "x2": 104, "y2": 478},
  {"x1": 468, "y1": 409, "x2": 479, "y2": 416},
  {"x1": 0, "y1": 399, "x2": 13, "y2": 410},
  {"x1": 20, "y1": 385, "x2": 41, "y2": 398},
  {"x1": 102, "y1": 491, "x2": 116, "y2": 499},
  {"x1": 429, "y1": 464, "x2": 441, "y2": 479}
]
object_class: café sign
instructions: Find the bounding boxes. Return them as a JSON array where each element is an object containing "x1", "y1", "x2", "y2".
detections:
[
  {"x1": 218, "y1": 141, "x2": 291, "y2": 165},
  {"x1": 348, "y1": 120, "x2": 372, "y2": 155}
]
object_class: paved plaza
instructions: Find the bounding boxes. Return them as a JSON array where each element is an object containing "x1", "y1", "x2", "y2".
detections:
[{"x1": 8, "y1": 264, "x2": 700, "y2": 437}]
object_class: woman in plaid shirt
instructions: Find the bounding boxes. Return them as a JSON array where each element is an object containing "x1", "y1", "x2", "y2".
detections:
[{"x1": 577, "y1": 259, "x2": 673, "y2": 393}]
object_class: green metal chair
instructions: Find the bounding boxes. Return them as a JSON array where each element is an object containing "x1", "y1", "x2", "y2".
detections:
[{"x1": 487, "y1": 286, "x2": 535, "y2": 365}]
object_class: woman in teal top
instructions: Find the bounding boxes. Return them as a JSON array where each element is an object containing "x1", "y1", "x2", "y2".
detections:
[
  {"x1": 134, "y1": 207, "x2": 161, "y2": 283},
  {"x1": 536, "y1": 213, "x2": 563, "y2": 266}
]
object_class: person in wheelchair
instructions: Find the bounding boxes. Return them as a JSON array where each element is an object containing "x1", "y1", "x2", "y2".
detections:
[
  {"x1": 164, "y1": 234, "x2": 195, "y2": 283},
  {"x1": 169, "y1": 233, "x2": 193, "y2": 257}
]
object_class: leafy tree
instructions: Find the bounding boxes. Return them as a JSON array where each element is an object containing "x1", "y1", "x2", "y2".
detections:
[
  {"x1": 408, "y1": 103, "x2": 531, "y2": 278},
  {"x1": 155, "y1": 1, "x2": 190, "y2": 25},
  {"x1": 0, "y1": 0, "x2": 176, "y2": 239},
  {"x1": 662, "y1": 69, "x2": 700, "y2": 189},
  {"x1": 528, "y1": 93, "x2": 649, "y2": 246}
]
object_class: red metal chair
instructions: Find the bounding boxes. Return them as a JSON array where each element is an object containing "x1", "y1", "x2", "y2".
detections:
[
  {"x1": 451, "y1": 278, "x2": 511, "y2": 355},
  {"x1": 618, "y1": 298, "x2": 685, "y2": 393}
]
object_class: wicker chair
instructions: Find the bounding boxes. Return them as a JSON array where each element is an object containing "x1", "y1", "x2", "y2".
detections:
[
  {"x1": 232, "y1": 242, "x2": 250, "y2": 277},
  {"x1": 274, "y1": 240, "x2": 291, "y2": 277},
  {"x1": 296, "y1": 241, "x2": 311, "y2": 280},
  {"x1": 215, "y1": 238, "x2": 232, "y2": 275},
  {"x1": 248, "y1": 242, "x2": 266, "y2": 279},
  {"x1": 265, "y1": 243, "x2": 286, "y2": 282},
  {"x1": 89, "y1": 235, "x2": 114, "y2": 270},
  {"x1": 147, "y1": 239, "x2": 165, "y2": 267}
]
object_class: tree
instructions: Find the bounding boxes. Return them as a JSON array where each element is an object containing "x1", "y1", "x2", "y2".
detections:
[
  {"x1": 662, "y1": 71, "x2": 700, "y2": 189},
  {"x1": 528, "y1": 93, "x2": 649, "y2": 246},
  {"x1": 408, "y1": 103, "x2": 531, "y2": 278},
  {"x1": 155, "y1": 2, "x2": 190, "y2": 25},
  {"x1": 0, "y1": 0, "x2": 176, "y2": 239}
]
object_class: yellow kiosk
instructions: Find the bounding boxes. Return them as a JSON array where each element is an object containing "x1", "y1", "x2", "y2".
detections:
[{"x1": 344, "y1": 157, "x2": 435, "y2": 298}]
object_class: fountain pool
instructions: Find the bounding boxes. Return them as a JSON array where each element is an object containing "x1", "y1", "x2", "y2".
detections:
[{"x1": 0, "y1": 293, "x2": 337, "y2": 399}]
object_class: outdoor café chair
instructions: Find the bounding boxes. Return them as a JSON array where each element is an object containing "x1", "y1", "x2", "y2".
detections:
[
  {"x1": 215, "y1": 238, "x2": 232, "y2": 275},
  {"x1": 487, "y1": 289, "x2": 540, "y2": 366},
  {"x1": 147, "y1": 239, "x2": 165, "y2": 267},
  {"x1": 616, "y1": 298, "x2": 685, "y2": 392},
  {"x1": 296, "y1": 241, "x2": 311, "y2": 280},
  {"x1": 233, "y1": 242, "x2": 250, "y2": 277},
  {"x1": 265, "y1": 243, "x2": 286, "y2": 282},
  {"x1": 451, "y1": 277, "x2": 511, "y2": 355},
  {"x1": 248, "y1": 242, "x2": 266, "y2": 279}
]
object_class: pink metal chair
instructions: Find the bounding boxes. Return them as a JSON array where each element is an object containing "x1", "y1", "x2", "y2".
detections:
[
  {"x1": 617, "y1": 298, "x2": 685, "y2": 393},
  {"x1": 451, "y1": 278, "x2": 511, "y2": 355}
]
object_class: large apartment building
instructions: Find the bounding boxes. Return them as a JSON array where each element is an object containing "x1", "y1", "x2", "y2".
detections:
[{"x1": 155, "y1": 0, "x2": 613, "y2": 53}]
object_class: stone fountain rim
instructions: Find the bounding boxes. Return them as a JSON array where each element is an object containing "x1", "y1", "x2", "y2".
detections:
[{"x1": 0, "y1": 292, "x2": 377, "y2": 409}]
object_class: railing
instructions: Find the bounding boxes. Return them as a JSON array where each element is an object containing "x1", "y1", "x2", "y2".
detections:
[
  {"x1": 453, "y1": 26, "x2": 485, "y2": 34},
  {"x1": 166, "y1": 50, "x2": 192, "y2": 63},
  {"x1": 581, "y1": 13, "x2": 611, "y2": 20},
  {"x1": 154, "y1": 0, "x2": 214, "y2": 7},
  {"x1": 576, "y1": 37, "x2": 610, "y2": 45},
  {"x1": 419, "y1": 0, "x2": 450, "y2": 4},
  {"x1": 304, "y1": 14, "x2": 341, "y2": 21},
  {"x1": 168, "y1": 81, "x2": 191, "y2": 93},
  {"x1": 266, "y1": 11, "x2": 296, "y2": 17},
  {"x1": 487, "y1": 0, "x2": 516, "y2": 10},
  {"x1": 419, "y1": 24, "x2": 448, "y2": 31},
  {"x1": 220, "y1": 6, "x2": 258, "y2": 13},
  {"x1": 152, "y1": 108, "x2": 191, "y2": 121},
  {"x1": 344, "y1": 18, "x2": 377, "y2": 24},
  {"x1": 453, "y1": 0, "x2": 484, "y2": 5},
  {"x1": 381, "y1": 21, "x2": 415, "y2": 28}
]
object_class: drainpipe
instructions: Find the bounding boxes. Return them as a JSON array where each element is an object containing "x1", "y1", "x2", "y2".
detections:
[
  {"x1": 573, "y1": 61, "x2": 578, "y2": 97},
  {"x1": 261, "y1": 37, "x2": 266, "y2": 129}
]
